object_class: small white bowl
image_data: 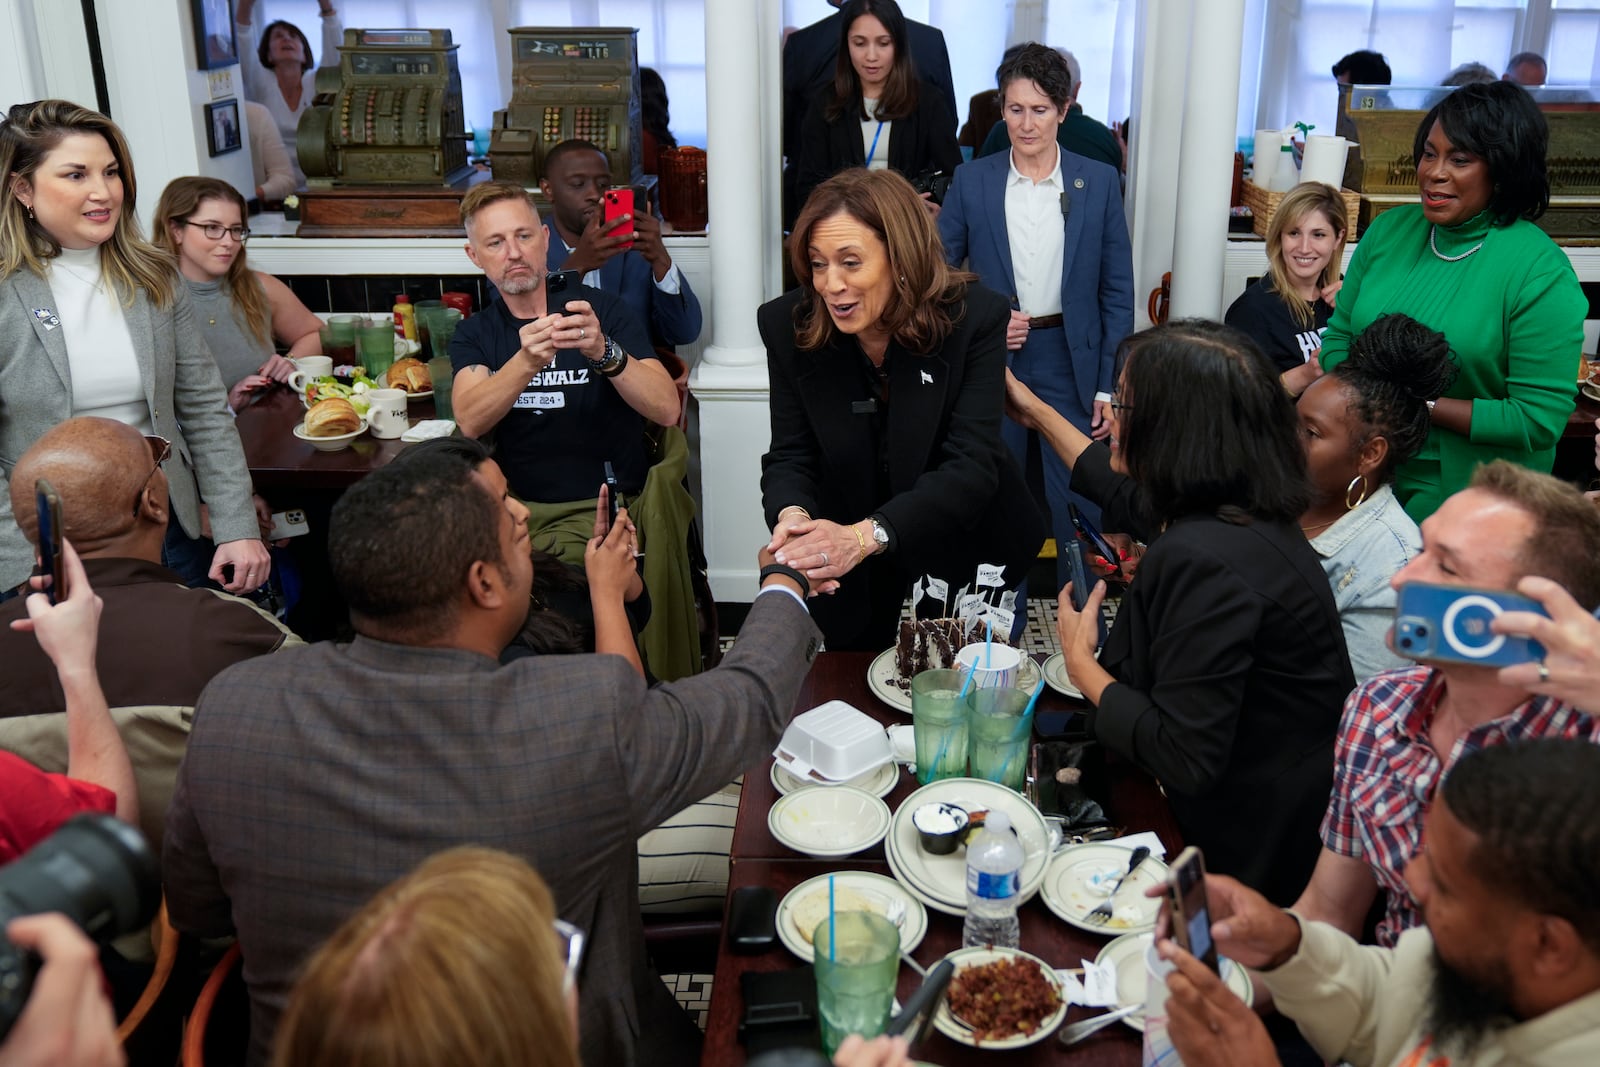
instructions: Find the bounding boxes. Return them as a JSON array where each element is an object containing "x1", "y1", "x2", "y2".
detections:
[
  {"x1": 293, "y1": 418, "x2": 368, "y2": 452},
  {"x1": 768, "y1": 786, "x2": 891, "y2": 858}
]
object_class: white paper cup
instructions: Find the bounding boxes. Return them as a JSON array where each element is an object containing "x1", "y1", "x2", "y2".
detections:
[
  {"x1": 366, "y1": 388, "x2": 409, "y2": 439},
  {"x1": 955, "y1": 642, "x2": 1022, "y2": 690},
  {"x1": 294, "y1": 355, "x2": 333, "y2": 379}
]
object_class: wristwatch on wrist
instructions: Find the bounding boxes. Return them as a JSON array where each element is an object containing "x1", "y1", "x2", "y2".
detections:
[
  {"x1": 869, "y1": 518, "x2": 889, "y2": 554},
  {"x1": 588, "y1": 336, "x2": 629, "y2": 378}
]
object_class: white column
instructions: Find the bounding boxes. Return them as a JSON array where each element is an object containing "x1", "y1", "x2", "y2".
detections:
[
  {"x1": 92, "y1": 0, "x2": 254, "y2": 232},
  {"x1": 2, "y1": 1, "x2": 97, "y2": 113},
  {"x1": 1168, "y1": 0, "x2": 1245, "y2": 319},
  {"x1": 1124, "y1": 0, "x2": 1192, "y2": 329},
  {"x1": 690, "y1": 0, "x2": 785, "y2": 602}
]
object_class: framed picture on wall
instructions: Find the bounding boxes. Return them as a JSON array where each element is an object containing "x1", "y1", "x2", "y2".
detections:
[
  {"x1": 192, "y1": 0, "x2": 237, "y2": 71},
  {"x1": 206, "y1": 99, "x2": 243, "y2": 157}
]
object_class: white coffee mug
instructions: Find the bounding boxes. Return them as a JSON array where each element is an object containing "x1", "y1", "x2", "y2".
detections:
[
  {"x1": 955, "y1": 643, "x2": 1023, "y2": 690},
  {"x1": 366, "y1": 388, "x2": 409, "y2": 439},
  {"x1": 293, "y1": 355, "x2": 333, "y2": 379}
]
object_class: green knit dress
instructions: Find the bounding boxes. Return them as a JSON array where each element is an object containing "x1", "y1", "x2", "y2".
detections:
[{"x1": 1319, "y1": 204, "x2": 1585, "y2": 521}]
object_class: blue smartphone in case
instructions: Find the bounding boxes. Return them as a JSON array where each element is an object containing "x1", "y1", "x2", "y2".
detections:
[{"x1": 1393, "y1": 581, "x2": 1547, "y2": 668}]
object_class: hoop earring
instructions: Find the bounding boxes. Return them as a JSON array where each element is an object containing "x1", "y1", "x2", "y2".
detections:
[{"x1": 1345, "y1": 474, "x2": 1369, "y2": 511}]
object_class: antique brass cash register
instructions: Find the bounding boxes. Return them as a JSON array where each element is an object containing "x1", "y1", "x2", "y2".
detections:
[
  {"x1": 1339, "y1": 83, "x2": 1600, "y2": 237},
  {"x1": 295, "y1": 27, "x2": 476, "y2": 236},
  {"x1": 489, "y1": 27, "x2": 644, "y2": 205}
]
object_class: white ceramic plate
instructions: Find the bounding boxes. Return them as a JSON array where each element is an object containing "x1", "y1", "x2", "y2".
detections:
[
  {"x1": 770, "y1": 760, "x2": 899, "y2": 798},
  {"x1": 403, "y1": 388, "x2": 434, "y2": 401},
  {"x1": 1096, "y1": 932, "x2": 1254, "y2": 1032},
  {"x1": 932, "y1": 946, "x2": 1069, "y2": 1048},
  {"x1": 868, "y1": 648, "x2": 1043, "y2": 715},
  {"x1": 884, "y1": 825, "x2": 964, "y2": 917},
  {"x1": 775, "y1": 870, "x2": 926, "y2": 963},
  {"x1": 1040, "y1": 652, "x2": 1085, "y2": 699},
  {"x1": 292, "y1": 418, "x2": 368, "y2": 452},
  {"x1": 768, "y1": 786, "x2": 891, "y2": 858},
  {"x1": 1582, "y1": 382, "x2": 1600, "y2": 403},
  {"x1": 1039, "y1": 843, "x2": 1170, "y2": 936},
  {"x1": 885, "y1": 778, "x2": 1051, "y2": 912}
]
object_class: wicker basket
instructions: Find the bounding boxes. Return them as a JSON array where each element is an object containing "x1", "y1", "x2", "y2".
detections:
[{"x1": 1241, "y1": 180, "x2": 1360, "y2": 238}]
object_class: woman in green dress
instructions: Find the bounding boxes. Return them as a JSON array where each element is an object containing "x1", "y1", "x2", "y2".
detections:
[{"x1": 1318, "y1": 81, "x2": 1586, "y2": 521}]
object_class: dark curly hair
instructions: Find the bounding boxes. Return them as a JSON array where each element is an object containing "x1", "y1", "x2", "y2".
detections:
[
  {"x1": 996, "y1": 43, "x2": 1074, "y2": 111},
  {"x1": 1117, "y1": 319, "x2": 1310, "y2": 527},
  {"x1": 1414, "y1": 81, "x2": 1550, "y2": 224},
  {"x1": 1329, "y1": 313, "x2": 1457, "y2": 484},
  {"x1": 1443, "y1": 739, "x2": 1600, "y2": 955},
  {"x1": 257, "y1": 20, "x2": 315, "y2": 74}
]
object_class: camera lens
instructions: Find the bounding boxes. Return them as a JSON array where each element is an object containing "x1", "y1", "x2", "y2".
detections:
[{"x1": 1415, "y1": 625, "x2": 1428, "y2": 637}]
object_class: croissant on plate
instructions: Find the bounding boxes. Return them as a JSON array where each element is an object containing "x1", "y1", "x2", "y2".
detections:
[
  {"x1": 304, "y1": 397, "x2": 361, "y2": 437},
  {"x1": 387, "y1": 357, "x2": 432, "y2": 393}
]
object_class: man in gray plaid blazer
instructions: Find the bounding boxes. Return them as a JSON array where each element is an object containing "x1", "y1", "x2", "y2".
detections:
[{"x1": 163, "y1": 447, "x2": 820, "y2": 1067}]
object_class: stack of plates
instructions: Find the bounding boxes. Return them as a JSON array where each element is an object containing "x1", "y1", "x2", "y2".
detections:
[
  {"x1": 770, "y1": 760, "x2": 899, "y2": 798},
  {"x1": 883, "y1": 778, "x2": 1051, "y2": 916}
]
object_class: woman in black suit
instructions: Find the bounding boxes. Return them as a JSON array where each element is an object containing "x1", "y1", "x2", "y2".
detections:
[
  {"x1": 795, "y1": 0, "x2": 962, "y2": 219},
  {"x1": 1007, "y1": 321, "x2": 1354, "y2": 905},
  {"x1": 761, "y1": 168, "x2": 1045, "y2": 651}
]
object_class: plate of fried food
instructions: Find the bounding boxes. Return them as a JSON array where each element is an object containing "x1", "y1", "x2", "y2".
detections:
[
  {"x1": 933, "y1": 946, "x2": 1068, "y2": 1048},
  {"x1": 383, "y1": 358, "x2": 434, "y2": 400},
  {"x1": 293, "y1": 397, "x2": 367, "y2": 451}
]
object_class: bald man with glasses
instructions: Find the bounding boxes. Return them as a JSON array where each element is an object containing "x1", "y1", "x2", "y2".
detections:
[{"x1": 0, "y1": 416, "x2": 299, "y2": 857}]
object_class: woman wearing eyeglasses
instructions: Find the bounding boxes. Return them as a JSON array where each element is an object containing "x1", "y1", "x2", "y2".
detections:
[
  {"x1": 0, "y1": 100, "x2": 267, "y2": 597},
  {"x1": 272, "y1": 846, "x2": 584, "y2": 1067},
  {"x1": 153, "y1": 177, "x2": 323, "y2": 411}
]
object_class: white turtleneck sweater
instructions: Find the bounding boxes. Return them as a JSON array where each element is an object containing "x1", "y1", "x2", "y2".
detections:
[{"x1": 47, "y1": 246, "x2": 148, "y2": 431}]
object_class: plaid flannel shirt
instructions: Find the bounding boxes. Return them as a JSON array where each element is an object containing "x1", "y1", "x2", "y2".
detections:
[{"x1": 1321, "y1": 665, "x2": 1600, "y2": 946}]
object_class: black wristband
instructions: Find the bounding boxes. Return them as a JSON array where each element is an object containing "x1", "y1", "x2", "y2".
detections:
[{"x1": 759, "y1": 563, "x2": 810, "y2": 599}]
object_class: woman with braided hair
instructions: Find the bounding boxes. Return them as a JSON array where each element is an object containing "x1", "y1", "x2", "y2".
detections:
[{"x1": 1296, "y1": 313, "x2": 1458, "y2": 680}]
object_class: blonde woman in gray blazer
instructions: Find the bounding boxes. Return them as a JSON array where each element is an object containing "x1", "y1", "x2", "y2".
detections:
[{"x1": 0, "y1": 100, "x2": 266, "y2": 594}]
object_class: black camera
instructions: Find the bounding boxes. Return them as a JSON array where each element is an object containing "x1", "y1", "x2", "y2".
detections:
[
  {"x1": 0, "y1": 815, "x2": 160, "y2": 1040},
  {"x1": 908, "y1": 169, "x2": 953, "y2": 206}
]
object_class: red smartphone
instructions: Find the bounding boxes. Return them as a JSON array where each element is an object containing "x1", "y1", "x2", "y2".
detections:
[{"x1": 603, "y1": 188, "x2": 634, "y2": 250}]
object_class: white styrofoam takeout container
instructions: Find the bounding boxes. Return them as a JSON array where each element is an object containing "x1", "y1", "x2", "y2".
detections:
[{"x1": 773, "y1": 700, "x2": 893, "y2": 782}]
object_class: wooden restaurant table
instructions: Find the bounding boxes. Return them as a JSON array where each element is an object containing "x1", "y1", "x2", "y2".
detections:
[
  {"x1": 702, "y1": 651, "x2": 1185, "y2": 1067},
  {"x1": 233, "y1": 386, "x2": 437, "y2": 491}
]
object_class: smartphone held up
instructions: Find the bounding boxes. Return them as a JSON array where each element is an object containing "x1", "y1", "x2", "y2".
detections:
[
  {"x1": 34, "y1": 479, "x2": 67, "y2": 605},
  {"x1": 1166, "y1": 846, "x2": 1220, "y2": 974}
]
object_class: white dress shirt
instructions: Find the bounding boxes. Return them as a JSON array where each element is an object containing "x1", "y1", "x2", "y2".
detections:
[
  {"x1": 1003, "y1": 145, "x2": 1066, "y2": 319},
  {"x1": 860, "y1": 98, "x2": 890, "y2": 171}
]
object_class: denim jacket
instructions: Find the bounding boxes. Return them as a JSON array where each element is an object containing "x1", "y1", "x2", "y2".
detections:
[{"x1": 1309, "y1": 483, "x2": 1421, "y2": 683}]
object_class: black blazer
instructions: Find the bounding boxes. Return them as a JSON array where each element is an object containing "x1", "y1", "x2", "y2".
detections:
[
  {"x1": 1073, "y1": 445, "x2": 1353, "y2": 906},
  {"x1": 795, "y1": 84, "x2": 964, "y2": 215},
  {"x1": 760, "y1": 285, "x2": 1046, "y2": 649}
]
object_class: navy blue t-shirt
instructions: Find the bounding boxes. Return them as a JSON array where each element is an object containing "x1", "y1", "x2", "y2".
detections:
[{"x1": 449, "y1": 284, "x2": 658, "y2": 501}]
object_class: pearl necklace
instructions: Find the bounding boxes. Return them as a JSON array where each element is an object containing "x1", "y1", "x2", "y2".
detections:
[{"x1": 1429, "y1": 225, "x2": 1484, "y2": 263}]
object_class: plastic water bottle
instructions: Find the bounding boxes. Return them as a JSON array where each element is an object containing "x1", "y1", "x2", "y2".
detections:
[{"x1": 962, "y1": 810, "x2": 1022, "y2": 949}]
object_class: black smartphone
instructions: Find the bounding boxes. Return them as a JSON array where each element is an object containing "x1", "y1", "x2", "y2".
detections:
[
  {"x1": 1167, "y1": 846, "x2": 1220, "y2": 973},
  {"x1": 545, "y1": 268, "x2": 579, "y2": 313},
  {"x1": 604, "y1": 461, "x2": 622, "y2": 533},
  {"x1": 34, "y1": 479, "x2": 66, "y2": 605},
  {"x1": 726, "y1": 885, "x2": 777, "y2": 954},
  {"x1": 1064, "y1": 541, "x2": 1105, "y2": 647},
  {"x1": 1069, "y1": 502, "x2": 1119, "y2": 571}
]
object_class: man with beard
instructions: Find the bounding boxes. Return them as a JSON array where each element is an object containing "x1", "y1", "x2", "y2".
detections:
[
  {"x1": 448, "y1": 181, "x2": 680, "y2": 564},
  {"x1": 1154, "y1": 738, "x2": 1600, "y2": 1067}
]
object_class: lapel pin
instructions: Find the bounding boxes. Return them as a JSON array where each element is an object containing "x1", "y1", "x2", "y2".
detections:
[
  {"x1": 920, "y1": 370, "x2": 933, "y2": 385},
  {"x1": 1073, "y1": 178, "x2": 1085, "y2": 189},
  {"x1": 31, "y1": 307, "x2": 60, "y2": 330}
]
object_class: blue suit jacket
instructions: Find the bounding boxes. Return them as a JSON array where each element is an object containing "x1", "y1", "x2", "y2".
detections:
[
  {"x1": 938, "y1": 150, "x2": 1135, "y2": 412},
  {"x1": 543, "y1": 219, "x2": 703, "y2": 349}
]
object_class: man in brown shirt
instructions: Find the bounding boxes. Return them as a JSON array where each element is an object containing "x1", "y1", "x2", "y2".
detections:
[{"x1": 0, "y1": 417, "x2": 298, "y2": 854}]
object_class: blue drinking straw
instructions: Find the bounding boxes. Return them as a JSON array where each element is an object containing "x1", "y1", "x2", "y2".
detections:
[
  {"x1": 828, "y1": 874, "x2": 836, "y2": 961},
  {"x1": 985, "y1": 618, "x2": 993, "y2": 666},
  {"x1": 1022, "y1": 677, "x2": 1047, "y2": 720},
  {"x1": 958, "y1": 661, "x2": 978, "y2": 699}
]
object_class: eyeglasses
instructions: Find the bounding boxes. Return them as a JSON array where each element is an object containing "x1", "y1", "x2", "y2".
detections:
[
  {"x1": 131, "y1": 435, "x2": 171, "y2": 518},
  {"x1": 1109, "y1": 397, "x2": 1134, "y2": 416},
  {"x1": 183, "y1": 220, "x2": 251, "y2": 242},
  {"x1": 553, "y1": 918, "x2": 586, "y2": 995}
]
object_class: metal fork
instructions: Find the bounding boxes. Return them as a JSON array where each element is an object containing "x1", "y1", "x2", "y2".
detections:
[{"x1": 1083, "y1": 845, "x2": 1150, "y2": 925}]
